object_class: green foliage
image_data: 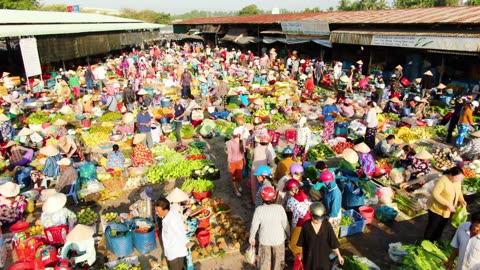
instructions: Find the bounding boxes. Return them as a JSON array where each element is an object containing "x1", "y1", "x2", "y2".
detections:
[
  {"x1": 338, "y1": 0, "x2": 390, "y2": 10},
  {"x1": 304, "y1": 7, "x2": 322, "y2": 12},
  {"x1": 238, "y1": 4, "x2": 263, "y2": 16},
  {"x1": 37, "y1": 4, "x2": 67, "y2": 12},
  {"x1": 172, "y1": 10, "x2": 236, "y2": 20},
  {"x1": 0, "y1": 0, "x2": 38, "y2": 10},
  {"x1": 119, "y1": 8, "x2": 171, "y2": 24}
]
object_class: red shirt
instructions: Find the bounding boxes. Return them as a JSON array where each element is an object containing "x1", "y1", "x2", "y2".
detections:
[{"x1": 305, "y1": 79, "x2": 315, "y2": 92}]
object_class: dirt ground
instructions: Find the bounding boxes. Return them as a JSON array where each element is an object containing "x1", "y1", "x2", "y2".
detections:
[{"x1": 5, "y1": 128, "x2": 480, "y2": 269}]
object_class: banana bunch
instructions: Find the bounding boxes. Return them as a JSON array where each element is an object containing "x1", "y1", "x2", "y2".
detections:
[
  {"x1": 394, "y1": 127, "x2": 419, "y2": 143},
  {"x1": 412, "y1": 126, "x2": 436, "y2": 140},
  {"x1": 101, "y1": 212, "x2": 118, "y2": 222}
]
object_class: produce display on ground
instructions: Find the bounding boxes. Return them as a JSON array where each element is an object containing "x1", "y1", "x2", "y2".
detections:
[
  {"x1": 307, "y1": 144, "x2": 336, "y2": 162},
  {"x1": 397, "y1": 241, "x2": 451, "y2": 270}
]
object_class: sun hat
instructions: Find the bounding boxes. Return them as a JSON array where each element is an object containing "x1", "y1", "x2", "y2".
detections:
[
  {"x1": 40, "y1": 145, "x2": 60, "y2": 157},
  {"x1": 300, "y1": 59, "x2": 306, "y2": 64},
  {"x1": 41, "y1": 189, "x2": 57, "y2": 201},
  {"x1": 353, "y1": 142, "x2": 370, "y2": 153},
  {"x1": 389, "y1": 97, "x2": 401, "y2": 103},
  {"x1": 341, "y1": 148, "x2": 359, "y2": 164},
  {"x1": 53, "y1": 119, "x2": 68, "y2": 126},
  {"x1": 424, "y1": 70, "x2": 433, "y2": 76},
  {"x1": 58, "y1": 137, "x2": 71, "y2": 153},
  {"x1": 166, "y1": 187, "x2": 189, "y2": 203},
  {"x1": 339, "y1": 75, "x2": 349, "y2": 83},
  {"x1": 2, "y1": 72, "x2": 9, "y2": 78},
  {"x1": 356, "y1": 60, "x2": 363, "y2": 65},
  {"x1": 245, "y1": 123, "x2": 254, "y2": 131},
  {"x1": 122, "y1": 113, "x2": 135, "y2": 124},
  {"x1": 395, "y1": 65, "x2": 403, "y2": 70},
  {"x1": 133, "y1": 133, "x2": 146, "y2": 145},
  {"x1": 0, "y1": 113, "x2": 9, "y2": 122},
  {"x1": 137, "y1": 89, "x2": 148, "y2": 95},
  {"x1": 298, "y1": 117, "x2": 307, "y2": 127},
  {"x1": 253, "y1": 98, "x2": 264, "y2": 106},
  {"x1": 4, "y1": 141, "x2": 17, "y2": 149},
  {"x1": 471, "y1": 130, "x2": 480, "y2": 138},
  {"x1": 82, "y1": 94, "x2": 92, "y2": 101},
  {"x1": 0, "y1": 182, "x2": 20, "y2": 198},
  {"x1": 437, "y1": 83, "x2": 447, "y2": 89},
  {"x1": 472, "y1": 101, "x2": 479, "y2": 108},
  {"x1": 324, "y1": 97, "x2": 336, "y2": 105},
  {"x1": 414, "y1": 96, "x2": 421, "y2": 102},
  {"x1": 57, "y1": 158, "x2": 72, "y2": 166},
  {"x1": 233, "y1": 127, "x2": 243, "y2": 136},
  {"x1": 415, "y1": 78, "x2": 422, "y2": 83},
  {"x1": 66, "y1": 224, "x2": 95, "y2": 243},
  {"x1": 42, "y1": 193, "x2": 67, "y2": 213},
  {"x1": 415, "y1": 150, "x2": 433, "y2": 160},
  {"x1": 277, "y1": 94, "x2": 290, "y2": 102},
  {"x1": 198, "y1": 75, "x2": 207, "y2": 83},
  {"x1": 18, "y1": 127, "x2": 34, "y2": 136}
]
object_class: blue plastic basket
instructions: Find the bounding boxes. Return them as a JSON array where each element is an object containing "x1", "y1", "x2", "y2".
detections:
[
  {"x1": 105, "y1": 222, "x2": 134, "y2": 258},
  {"x1": 339, "y1": 210, "x2": 366, "y2": 238},
  {"x1": 130, "y1": 218, "x2": 157, "y2": 254}
]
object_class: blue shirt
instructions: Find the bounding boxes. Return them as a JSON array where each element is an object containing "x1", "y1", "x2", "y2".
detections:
[
  {"x1": 174, "y1": 103, "x2": 185, "y2": 120},
  {"x1": 323, "y1": 105, "x2": 339, "y2": 122},
  {"x1": 42, "y1": 155, "x2": 61, "y2": 177},
  {"x1": 136, "y1": 112, "x2": 152, "y2": 133}
]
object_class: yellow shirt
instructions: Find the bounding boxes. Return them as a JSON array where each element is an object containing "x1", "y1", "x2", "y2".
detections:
[
  {"x1": 427, "y1": 175, "x2": 465, "y2": 218},
  {"x1": 274, "y1": 157, "x2": 298, "y2": 182}
]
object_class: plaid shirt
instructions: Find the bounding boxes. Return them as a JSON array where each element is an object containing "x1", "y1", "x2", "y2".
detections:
[{"x1": 7, "y1": 146, "x2": 24, "y2": 164}]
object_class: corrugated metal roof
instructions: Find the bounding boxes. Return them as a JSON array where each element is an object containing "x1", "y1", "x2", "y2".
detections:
[
  {"x1": 175, "y1": 6, "x2": 480, "y2": 25},
  {"x1": 0, "y1": 9, "x2": 140, "y2": 24},
  {"x1": 332, "y1": 29, "x2": 480, "y2": 38},
  {"x1": 0, "y1": 23, "x2": 163, "y2": 38}
]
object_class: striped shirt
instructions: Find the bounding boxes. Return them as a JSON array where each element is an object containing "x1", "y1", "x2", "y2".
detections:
[{"x1": 249, "y1": 204, "x2": 290, "y2": 246}]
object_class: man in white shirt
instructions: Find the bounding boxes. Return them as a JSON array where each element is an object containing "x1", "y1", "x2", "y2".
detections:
[
  {"x1": 93, "y1": 64, "x2": 107, "y2": 91},
  {"x1": 333, "y1": 61, "x2": 343, "y2": 90},
  {"x1": 446, "y1": 211, "x2": 480, "y2": 270},
  {"x1": 155, "y1": 198, "x2": 190, "y2": 270}
]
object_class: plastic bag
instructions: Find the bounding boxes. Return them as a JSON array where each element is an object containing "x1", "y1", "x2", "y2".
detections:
[
  {"x1": 79, "y1": 162, "x2": 97, "y2": 182},
  {"x1": 388, "y1": 242, "x2": 408, "y2": 262},
  {"x1": 375, "y1": 205, "x2": 398, "y2": 223},
  {"x1": 451, "y1": 205, "x2": 469, "y2": 228},
  {"x1": 245, "y1": 244, "x2": 256, "y2": 265},
  {"x1": 389, "y1": 168, "x2": 405, "y2": 184},
  {"x1": 379, "y1": 187, "x2": 394, "y2": 204},
  {"x1": 293, "y1": 253, "x2": 304, "y2": 270}
]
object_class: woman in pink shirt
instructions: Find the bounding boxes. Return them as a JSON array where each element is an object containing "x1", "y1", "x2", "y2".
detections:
[{"x1": 227, "y1": 127, "x2": 246, "y2": 197}]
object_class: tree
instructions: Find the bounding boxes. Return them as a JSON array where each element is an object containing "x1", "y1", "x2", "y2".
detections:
[
  {"x1": 304, "y1": 7, "x2": 321, "y2": 12},
  {"x1": 119, "y1": 8, "x2": 171, "y2": 24},
  {"x1": 466, "y1": 0, "x2": 480, "y2": 4},
  {"x1": 0, "y1": 0, "x2": 39, "y2": 10},
  {"x1": 238, "y1": 4, "x2": 263, "y2": 16},
  {"x1": 37, "y1": 4, "x2": 67, "y2": 12}
]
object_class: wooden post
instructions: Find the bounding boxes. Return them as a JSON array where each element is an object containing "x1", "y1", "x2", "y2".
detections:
[
  {"x1": 368, "y1": 47, "x2": 373, "y2": 75},
  {"x1": 439, "y1": 54, "x2": 445, "y2": 84}
]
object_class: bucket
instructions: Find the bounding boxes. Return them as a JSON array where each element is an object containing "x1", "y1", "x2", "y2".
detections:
[
  {"x1": 425, "y1": 119, "x2": 434, "y2": 126},
  {"x1": 82, "y1": 119, "x2": 91, "y2": 129},
  {"x1": 192, "y1": 190, "x2": 212, "y2": 201},
  {"x1": 196, "y1": 230, "x2": 210, "y2": 247},
  {"x1": 161, "y1": 98, "x2": 172, "y2": 108},
  {"x1": 195, "y1": 209, "x2": 211, "y2": 229},
  {"x1": 359, "y1": 206, "x2": 375, "y2": 225},
  {"x1": 132, "y1": 218, "x2": 157, "y2": 254}
]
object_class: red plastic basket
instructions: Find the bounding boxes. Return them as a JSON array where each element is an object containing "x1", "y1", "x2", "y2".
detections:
[
  {"x1": 8, "y1": 262, "x2": 34, "y2": 270},
  {"x1": 192, "y1": 190, "x2": 212, "y2": 201},
  {"x1": 44, "y1": 225, "x2": 69, "y2": 245},
  {"x1": 284, "y1": 129, "x2": 297, "y2": 144},
  {"x1": 14, "y1": 236, "x2": 44, "y2": 262}
]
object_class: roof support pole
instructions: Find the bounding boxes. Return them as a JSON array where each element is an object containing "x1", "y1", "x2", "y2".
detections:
[
  {"x1": 368, "y1": 47, "x2": 373, "y2": 75},
  {"x1": 439, "y1": 54, "x2": 445, "y2": 84}
]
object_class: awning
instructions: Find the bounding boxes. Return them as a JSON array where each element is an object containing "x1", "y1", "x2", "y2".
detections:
[
  {"x1": 331, "y1": 29, "x2": 480, "y2": 52},
  {"x1": 201, "y1": 24, "x2": 222, "y2": 34},
  {"x1": 188, "y1": 28, "x2": 200, "y2": 32},
  {"x1": 236, "y1": 36, "x2": 261, "y2": 45},
  {"x1": 312, "y1": 39, "x2": 333, "y2": 48},
  {"x1": 220, "y1": 28, "x2": 247, "y2": 42},
  {"x1": 172, "y1": 34, "x2": 204, "y2": 41},
  {"x1": 260, "y1": 30, "x2": 285, "y2": 35}
]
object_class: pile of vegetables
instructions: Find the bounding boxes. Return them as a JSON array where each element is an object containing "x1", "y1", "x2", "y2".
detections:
[
  {"x1": 465, "y1": 160, "x2": 480, "y2": 177},
  {"x1": 225, "y1": 103, "x2": 239, "y2": 110},
  {"x1": 398, "y1": 241, "x2": 451, "y2": 270},
  {"x1": 381, "y1": 113, "x2": 401, "y2": 122},
  {"x1": 431, "y1": 148, "x2": 455, "y2": 170},
  {"x1": 331, "y1": 141, "x2": 354, "y2": 155},
  {"x1": 411, "y1": 126, "x2": 436, "y2": 140},
  {"x1": 192, "y1": 165, "x2": 220, "y2": 179},
  {"x1": 49, "y1": 113, "x2": 75, "y2": 124},
  {"x1": 307, "y1": 144, "x2": 336, "y2": 162},
  {"x1": 342, "y1": 256, "x2": 369, "y2": 270},
  {"x1": 102, "y1": 261, "x2": 141, "y2": 270},
  {"x1": 394, "y1": 127, "x2": 419, "y2": 144},
  {"x1": 463, "y1": 177, "x2": 480, "y2": 194},
  {"x1": 98, "y1": 112, "x2": 122, "y2": 122},
  {"x1": 181, "y1": 178, "x2": 215, "y2": 193},
  {"x1": 253, "y1": 109, "x2": 269, "y2": 117},
  {"x1": 213, "y1": 119, "x2": 236, "y2": 136},
  {"x1": 393, "y1": 193, "x2": 424, "y2": 217},
  {"x1": 434, "y1": 125, "x2": 448, "y2": 137},
  {"x1": 340, "y1": 215, "x2": 354, "y2": 226},
  {"x1": 26, "y1": 110, "x2": 50, "y2": 124}
]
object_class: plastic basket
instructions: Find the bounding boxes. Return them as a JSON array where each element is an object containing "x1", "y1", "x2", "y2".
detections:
[
  {"x1": 8, "y1": 262, "x2": 34, "y2": 270},
  {"x1": 105, "y1": 222, "x2": 133, "y2": 258},
  {"x1": 339, "y1": 210, "x2": 366, "y2": 238},
  {"x1": 192, "y1": 190, "x2": 212, "y2": 201},
  {"x1": 14, "y1": 236, "x2": 44, "y2": 262},
  {"x1": 284, "y1": 129, "x2": 297, "y2": 144},
  {"x1": 44, "y1": 225, "x2": 69, "y2": 245},
  {"x1": 131, "y1": 218, "x2": 157, "y2": 254}
]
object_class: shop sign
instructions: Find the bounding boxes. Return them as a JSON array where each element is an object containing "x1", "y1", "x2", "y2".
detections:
[
  {"x1": 281, "y1": 21, "x2": 330, "y2": 36},
  {"x1": 19, "y1": 38, "x2": 42, "y2": 77},
  {"x1": 372, "y1": 35, "x2": 480, "y2": 52}
]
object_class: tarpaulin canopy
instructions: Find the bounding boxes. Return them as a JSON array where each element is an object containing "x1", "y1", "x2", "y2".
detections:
[{"x1": 220, "y1": 28, "x2": 247, "y2": 41}]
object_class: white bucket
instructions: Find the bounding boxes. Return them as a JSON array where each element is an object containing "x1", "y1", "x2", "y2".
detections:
[
  {"x1": 426, "y1": 119, "x2": 434, "y2": 126},
  {"x1": 207, "y1": 106, "x2": 215, "y2": 113}
]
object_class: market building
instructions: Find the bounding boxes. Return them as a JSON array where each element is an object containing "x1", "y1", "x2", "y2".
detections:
[
  {"x1": 173, "y1": 6, "x2": 480, "y2": 89},
  {"x1": 0, "y1": 9, "x2": 171, "y2": 74}
]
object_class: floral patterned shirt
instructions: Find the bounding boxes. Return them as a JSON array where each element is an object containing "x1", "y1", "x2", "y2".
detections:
[
  {"x1": 0, "y1": 121, "x2": 13, "y2": 142},
  {"x1": 286, "y1": 194, "x2": 312, "y2": 228},
  {"x1": 358, "y1": 152, "x2": 376, "y2": 176},
  {"x1": 41, "y1": 207, "x2": 77, "y2": 228},
  {"x1": 411, "y1": 158, "x2": 431, "y2": 176},
  {"x1": 0, "y1": 195, "x2": 27, "y2": 224}
]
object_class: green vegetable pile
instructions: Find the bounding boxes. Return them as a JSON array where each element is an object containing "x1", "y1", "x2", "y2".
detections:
[
  {"x1": 102, "y1": 261, "x2": 141, "y2": 270},
  {"x1": 340, "y1": 215, "x2": 353, "y2": 226},
  {"x1": 26, "y1": 111, "x2": 50, "y2": 124},
  {"x1": 98, "y1": 112, "x2": 122, "y2": 122},
  {"x1": 381, "y1": 113, "x2": 400, "y2": 122},
  {"x1": 393, "y1": 193, "x2": 424, "y2": 217},
  {"x1": 303, "y1": 166, "x2": 318, "y2": 181},
  {"x1": 399, "y1": 240, "x2": 451, "y2": 270},
  {"x1": 181, "y1": 178, "x2": 215, "y2": 193},
  {"x1": 214, "y1": 119, "x2": 236, "y2": 137},
  {"x1": 463, "y1": 177, "x2": 480, "y2": 192},
  {"x1": 343, "y1": 256, "x2": 369, "y2": 270},
  {"x1": 307, "y1": 144, "x2": 335, "y2": 162},
  {"x1": 225, "y1": 103, "x2": 239, "y2": 110},
  {"x1": 50, "y1": 113, "x2": 75, "y2": 124}
]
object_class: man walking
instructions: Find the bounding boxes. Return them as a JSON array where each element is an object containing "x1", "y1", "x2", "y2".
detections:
[
  {"x1": 155, "y1": 198, "x2": 190, "y2": 270},
  {"x1": 180, "y1": 68, "x2": 193, "y2": 99},
  {"x1": 136, "y1": 106, "x2": 153, "y2": 148}
]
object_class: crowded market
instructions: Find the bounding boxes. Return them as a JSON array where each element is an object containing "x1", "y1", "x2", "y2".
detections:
[{"x1": 1, "y1": 6, "x2": 480, "y2": 270}]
